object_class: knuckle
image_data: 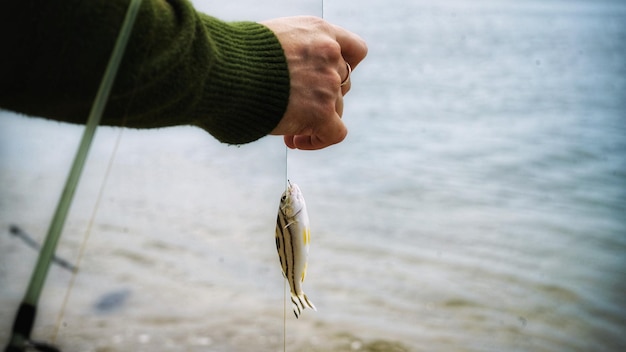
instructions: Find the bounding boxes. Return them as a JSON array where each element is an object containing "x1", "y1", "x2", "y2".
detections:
[
  {"x1": 302, "y1": 16, "x2": 332, "y2": 33},
  {"x1": 317, "y1": 40, "x2": 342, "y2": 63},
  {"x1": 313, "y1": 89, "x2": 337, "y2": 113},
  {"x1": 304, "y1": 15, "x2": 326, "y2": 26}
]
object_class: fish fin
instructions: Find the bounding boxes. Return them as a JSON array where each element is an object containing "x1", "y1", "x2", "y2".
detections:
[
  {"x1": 302, "y1": 293, "x2": 316, "y2": 311},
  {"x1": 290, "y1": 295, "x2": 303, "y2": 318},
  {"x1": 291, "y1": 293, "x2": 316, "y2": 318}
]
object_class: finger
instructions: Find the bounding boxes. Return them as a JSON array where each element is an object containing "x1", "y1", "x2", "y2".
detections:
[
  {"x1": 331, "y1": 24, "x2": 368, "y2": 69},
  {"x1": 290, "y1": 135, "x2": 317, "y2": 150},
  {"x1": 284, "y1": 135, "x2": 297, "y2": 149},
  {"x1": 291, "y1": 114, "x2": 347, "y2": 150},
  {"x1": 341, "y1": 79, "x2": 351, "y2": 95},
  {"x1": 336, "y1": 93, "x2": 344, "y2": 117}
]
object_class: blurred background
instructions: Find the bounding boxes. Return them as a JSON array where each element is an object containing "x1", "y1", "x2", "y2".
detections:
[{"x1": 1, "y1": 0, "x2": 625, "y2": 351}]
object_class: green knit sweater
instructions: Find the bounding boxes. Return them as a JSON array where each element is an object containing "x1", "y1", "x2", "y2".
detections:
[{"x1": 0, "y1": 0, "x2": 290, "y2": 144}]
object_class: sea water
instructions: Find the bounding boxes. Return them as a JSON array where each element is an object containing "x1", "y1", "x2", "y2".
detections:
[{"x1": 1, "y1": 0, "x2": 625, "y2": 351}]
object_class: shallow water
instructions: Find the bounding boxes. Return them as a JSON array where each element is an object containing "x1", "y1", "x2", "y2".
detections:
[{"x1": 1, "y1": 0, "x2": 625, "y2": 351}]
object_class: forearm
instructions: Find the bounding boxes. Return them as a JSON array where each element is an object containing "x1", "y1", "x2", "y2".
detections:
[{"x1": 0, "y1": 0, "x2": 290, "y2": 144}]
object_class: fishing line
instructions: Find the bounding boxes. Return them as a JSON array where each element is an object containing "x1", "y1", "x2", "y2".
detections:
[
  {"x1": 281, "y1": 1, "x2": 324, "y2": 350},
  {"x1": 285, "y1": 145, "x2": 289, "y2": 189},
  {"x1": 283, "y1": 276, "x2": 287, "y2": 351},
  {"x1": 50, "y1": 128, "x2": 125, "y2": 342},
  {"x1": 283, "y1": 145, "x2": 288, "y2": 352}
]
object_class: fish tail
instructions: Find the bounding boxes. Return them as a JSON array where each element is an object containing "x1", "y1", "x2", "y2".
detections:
[
  {"x1": 290, "y1": 293, "x2": 316, "y2": 318},
  {"x1": 302, "y1": 293, "x2": 316, "y2": 311}
]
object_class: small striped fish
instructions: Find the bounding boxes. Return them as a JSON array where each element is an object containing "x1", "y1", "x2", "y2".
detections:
[{"x1": 275, "y1": 181, "x2": 317, "y2": 318}]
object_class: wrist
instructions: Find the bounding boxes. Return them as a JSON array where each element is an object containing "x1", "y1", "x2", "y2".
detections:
[{"x1": 195, "y1": 17, "x2": 290, "y2": 144}]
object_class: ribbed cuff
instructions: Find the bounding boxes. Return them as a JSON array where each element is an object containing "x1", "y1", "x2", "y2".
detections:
[{"x1": 195, "y1": 17, "x2": 290, "y2": 145}]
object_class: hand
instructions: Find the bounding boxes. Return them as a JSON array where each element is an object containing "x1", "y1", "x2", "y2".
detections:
[{"x1": 261, "y1": 16, "x2": 368, "y2": 150}]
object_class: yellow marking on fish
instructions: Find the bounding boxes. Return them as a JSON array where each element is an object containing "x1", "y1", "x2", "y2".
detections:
[
  {"x1": 303, "y1": 228, "x2": 310, "y2": 245},
  {"x1": 301, "y1": 262, "x2": 308, "y2": 281}
]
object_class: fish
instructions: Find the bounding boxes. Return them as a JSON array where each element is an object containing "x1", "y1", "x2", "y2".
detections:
[{"x1": 275, "y1": 181, "x2": 317, "y2": 318}]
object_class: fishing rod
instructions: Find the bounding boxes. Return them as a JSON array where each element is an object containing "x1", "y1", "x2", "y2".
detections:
[{"x1": 3, "y1": 1, "x2": 143, "y2": 351}]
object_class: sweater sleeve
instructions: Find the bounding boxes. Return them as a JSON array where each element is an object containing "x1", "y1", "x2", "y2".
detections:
[{"x1": 0, "y1": 0, "x2": 290, "y2": 145}]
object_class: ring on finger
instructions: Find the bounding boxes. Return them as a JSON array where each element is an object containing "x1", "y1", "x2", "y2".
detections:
[{"x1": 340, "y1": 62, "x2": 352, "y2": 87}]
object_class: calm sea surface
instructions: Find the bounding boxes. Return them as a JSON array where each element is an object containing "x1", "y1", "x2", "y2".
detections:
[{"x1": 1, "y1": 0, "x2": 625, "y2": 351}]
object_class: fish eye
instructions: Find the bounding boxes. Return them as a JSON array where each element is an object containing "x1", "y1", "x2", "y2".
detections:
[{"x1": 281, "y1": 195, "x2": 287, "y2": 202}]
